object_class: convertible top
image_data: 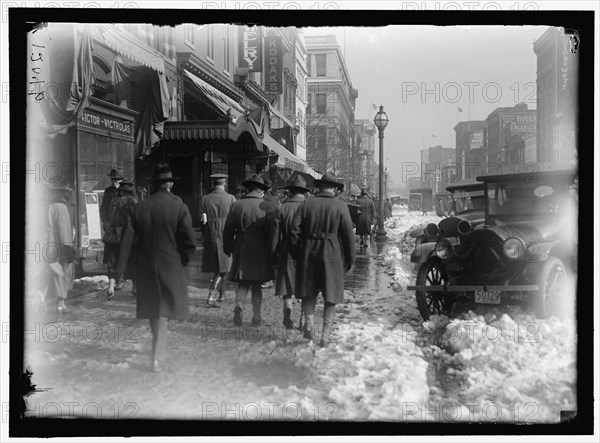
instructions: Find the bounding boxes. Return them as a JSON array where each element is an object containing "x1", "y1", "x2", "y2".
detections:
[
  {"x1": 476, "y1": 168, "x2": 577, "y2": 184},
  {"x1": 446, "y1": 179, "x2": 485, "y2": 192}
]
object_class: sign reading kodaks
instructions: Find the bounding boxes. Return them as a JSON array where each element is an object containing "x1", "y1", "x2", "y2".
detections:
[
  {"x1": 264, "y1": 35, "x2": 283, "y2": 94},
  {"x1": 238, "y1": 26, "x2": 263, "y2": 72}
]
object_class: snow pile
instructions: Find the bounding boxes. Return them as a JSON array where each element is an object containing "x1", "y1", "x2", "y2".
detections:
[
  {"x1": 384, "y1": 213, "x2": 441, "y2": 251},
  {"x1": 430, "y1": 310, "x2": 576, "y2": 422},
  {"x1": 307, "y1": 322, "x2": 430, "y2": 420},
  {"x1": 72, "y1": 275, "x2": 108, "y2": 292},
  {"x1": 381, "y1": 247, "x2": 413, "y2": 291}
]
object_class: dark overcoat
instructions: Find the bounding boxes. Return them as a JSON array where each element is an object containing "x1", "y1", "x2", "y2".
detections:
[
  {"x1": 223, "y1": 190, "x2": 279, "y2": 283},
  {"x1": 126, "y1": 189, "x2": 196, "y2": 320},
  {"x1": 275, "y1": 195, "x2": 305, "y2": 296},
  {"x1": 100, "y1": 185, "x2": 119, "y2": 226},
  {"x1": 200, "y1": 187, "x2": 236, "y2": 273},
  {"x1": 289, "y1": 191, "x2": 356, "y2": 303},
  {"x1": 356, "y1": 195, "x2": 376, "y2": 235}
]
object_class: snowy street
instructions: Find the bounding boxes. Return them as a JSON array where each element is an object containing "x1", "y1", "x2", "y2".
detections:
[{"x1": 23, "y1": 207, "x2": 576, "y2": 422}]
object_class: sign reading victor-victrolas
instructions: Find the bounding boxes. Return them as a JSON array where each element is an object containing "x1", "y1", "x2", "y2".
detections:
[
  {"x1": 238, "y1": 26, "x2": 263, "y2": 72},
  {"x1": 264, "y1": 35, "x2": 283, "y2": 94}
]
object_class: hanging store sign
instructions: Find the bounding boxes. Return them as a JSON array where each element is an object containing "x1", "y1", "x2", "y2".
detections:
[
  {"x1": 264, "y1": 35, "x2": 283, "y2": 94},
  {"x1": 78, "y1": 108, "x2": 134, "y2": 137},
  {"x1": 238, "y1": 26, "x2": 263, "y2": 72}
]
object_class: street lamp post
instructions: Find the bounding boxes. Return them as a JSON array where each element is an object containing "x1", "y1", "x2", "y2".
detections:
[
  {"x1": 374, "y1": 105, "x2": 389, "y2": 238},
  {"x1": 384, "y1": 167, "x2": 389, "y2": 199}
]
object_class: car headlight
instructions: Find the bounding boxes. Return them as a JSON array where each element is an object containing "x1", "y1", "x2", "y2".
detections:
[
  {"x1": 425, "y1": 223, "x2": 440, "y2": 237},
  {"x1": 435, "y1": 238, "x2": 454, "y2": 259},
  {"x1": 502, "y1": 237, "x2": 526, "y2": 260}
]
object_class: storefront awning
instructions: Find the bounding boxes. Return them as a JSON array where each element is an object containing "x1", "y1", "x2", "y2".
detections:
[
  {"x1": 100, "y1": 25, "x2": 166, "y2": 74},
  {"x1": 184, "y1": 69, "x2": 246, "y2": 121},
  {"x1": 163, "y1": 116, "x2": 263, "y2": 151},
  {"x1": 263, "y1": 133, "x2": 321, "y2": 179}
]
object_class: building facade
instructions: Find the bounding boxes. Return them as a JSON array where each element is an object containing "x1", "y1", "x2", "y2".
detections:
[
  {"x1": 421, "y1": 145, "x2": 457, "y2": 193},
  {"x1": 453, "y1": 120, "x2": 488, "y2": 180},
  {"x1": 533, "y1": 27, "x2": 579, "y2": 168},
  {"x1": 305, "y1": 35, "x2": 358, "y2": 188},
  {"x1": 354, "y1": 119, "x2": 377, "y2": 190},
  {"x1": 485, "y1": 103, "x2": 537, "y2": 168}
]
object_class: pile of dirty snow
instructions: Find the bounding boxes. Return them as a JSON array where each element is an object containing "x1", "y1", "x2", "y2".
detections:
[
  {"x1": 72, "y1": 275, "x2": 108, "y2": 293},
  {"x1": 384, "y1": 213, "x2": 441, "y2": 251},
  {"x1": 424, "y1": 310, "x2": 577, "y2": 423},
  {"x1": 309, "y1": 322, "x2": 430, "y2": 420},
  {"x1": 381, "y1": 246, "x2": 413, "y2": 291}
]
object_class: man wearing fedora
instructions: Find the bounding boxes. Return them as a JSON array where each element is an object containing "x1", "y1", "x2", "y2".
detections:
[
  {"x1": 223, "y1": 174, "x2": 279, "y2": 326},
  {"x1": 100, "y1": 169, "x2": 123, "y2": 231},
  {"x1": 125, "y1": 164, "x2": 196, "y2": 372},
  {"x1": 101, "y1": 169, "x2": 124, "y2": 290},
  {"x1": 275, "y1": 175, "x2": 310, "y2": 329},
  {"x1": 289, "y1": 172, "x2": 356, "y2": 346},
  {"x1": 200, "y1": 173, "x2": 236, "y2": 307}
]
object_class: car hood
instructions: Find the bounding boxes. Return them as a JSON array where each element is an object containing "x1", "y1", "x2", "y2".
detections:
[{"x1": 487, "y1": 218, "x2": 562, "y2": 244}]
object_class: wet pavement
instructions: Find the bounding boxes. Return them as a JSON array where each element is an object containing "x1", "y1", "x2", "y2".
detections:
[{"x1": 23, "y1": 233, "x2": 427, "y2": 421}]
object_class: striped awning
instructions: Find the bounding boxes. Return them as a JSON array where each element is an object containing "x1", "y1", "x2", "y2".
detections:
[{"x1": 100, "y1": 25, "x2": 166, "y2": 74}]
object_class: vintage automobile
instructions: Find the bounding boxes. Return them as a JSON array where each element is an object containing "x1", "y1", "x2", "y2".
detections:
[
  {"x1": 409, "y1": 179, "x2": 486, "y2": 251},
  {"x1": 409, "y1": 188, "x2": 433, "y2": 212},
  {"x1": 408, "y1": 169, "x2": 578, "y2": 320}
]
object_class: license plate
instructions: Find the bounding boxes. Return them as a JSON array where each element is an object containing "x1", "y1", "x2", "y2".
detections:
[
  {"x1": 447, "y1": 236, "x2": 460, "y2": 245},
  {"x1": 474, "y1": 290, "x2": 501, "y2": 304}
]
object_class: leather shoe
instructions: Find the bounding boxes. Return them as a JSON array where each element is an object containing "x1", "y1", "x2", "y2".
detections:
[
  {"x1": 302, "y1": 329, "x2": 314, "y2": 341},
  {"x1": 107, "y1": 289, "x2": 115, "y2": 300},
  {"x1": 251, "y1": 316, "x2": 262, "y2": 326}
]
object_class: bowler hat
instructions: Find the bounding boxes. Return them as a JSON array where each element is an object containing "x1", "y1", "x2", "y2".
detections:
[
  {"x1": 150, "y1": 164, "x2": 179, "y2": 183},
  {"x1": 210, "y1": 173, "x2": 228, "y2": 179},
  {"x1": 284, "y1": 175, "x2": 310, "y2": 193},
  {"x1": 242, "y1": 174, "x2": 269, "y2": 191},
  {"x1": 107, "y1": 169, "x2": 124, "y2": 180},
  {"x1": 314, "y1": 172, "x2": 345, "y2": 191}
]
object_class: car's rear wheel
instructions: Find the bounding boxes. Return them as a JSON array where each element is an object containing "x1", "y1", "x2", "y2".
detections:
[
  {"x1": 415, "y1": 258, "x2": 454, "y2": 321},
  {"x1": 534, "y1": 256, "x2": 571, "y2": 320}
]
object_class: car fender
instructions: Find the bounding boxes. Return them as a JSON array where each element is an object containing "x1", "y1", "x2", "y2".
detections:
[
  {"x1": 524, "y1": 240, "x2": 563, "y2": 264},
  {"x1": 411, "y1": 241, "x2": 436, "y2": 263}
]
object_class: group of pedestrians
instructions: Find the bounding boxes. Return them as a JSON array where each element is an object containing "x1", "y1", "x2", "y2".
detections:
[{"x1": 96, "y1": 164, "x2": 356, "y2": 372}]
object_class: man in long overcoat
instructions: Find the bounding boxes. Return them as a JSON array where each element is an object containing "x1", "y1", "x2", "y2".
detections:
[
  {"x1": 261, "y1": 178, "x2": 280, "y2": 289},
  {"x1": 126, "y1": 164, "x2": 196, "y2": 372},
  {"x1": 275, "y1": 175, "x2": 310, "y2": 329},
  {"x1": 200, "y1": 173, "x2": 236, "y2": 307},
  {"x1": 223, "y1": 174, "x2": 279, "y2": 326},
  {"x1": 289, "y1": 173, "x2": 356, "y2": 346},
  {"x1": 356, "y1": 188, "x2": 376, "y2": 247}
]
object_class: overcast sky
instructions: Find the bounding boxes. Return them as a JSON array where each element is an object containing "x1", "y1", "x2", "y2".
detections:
[{"x1": 302, "y1": 25, "x2": 548, "y2": 186}]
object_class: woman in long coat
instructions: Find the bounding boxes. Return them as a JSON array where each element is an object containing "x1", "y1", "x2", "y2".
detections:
[
  {"x1": 356, "y1": 188, "x2": 376, "y2": 247},
  {"x1": 275, "y1": 176, "x2": 310, "y2": 329},
  {"x1": 223, "y1": 174, "x2": 279, "y2": 326}
]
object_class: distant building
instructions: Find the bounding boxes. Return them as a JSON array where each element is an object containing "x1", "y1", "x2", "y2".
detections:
[
  {"x1": 485, "y1": 103, "x2": 537, "y2": 168},
  {"x1": 533, "y1": 27, "x2": 578, "y2": 168},
  {"x1": 421, "y1": 145, "x2": 456, "y2": 192},
  {"x1": 453, "y1": 121, "x2": 487, "y2": 180},
  {"x1": 305, "y1": 35, "x2": 358, "y2": 185},
  {"x1": 354, "y1": 119, "x2": 377, "y2": 190}
]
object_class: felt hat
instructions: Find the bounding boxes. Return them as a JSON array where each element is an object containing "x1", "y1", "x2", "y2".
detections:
[
  {"x1": 107, "y1": 169, "x2": 124, "y2": 180},
  {"x1": 242, "y1": 174, "x2": 269, "y2": 191},
  {"x1": 284, "y1": 175, "x2": 310, "y2": 193},
  {"x1": 150, "y1": 164, "x2": 179, "y2": 183},
  {"x1": 314, "y1": 172, "x2": 345, "y2": 191}
]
